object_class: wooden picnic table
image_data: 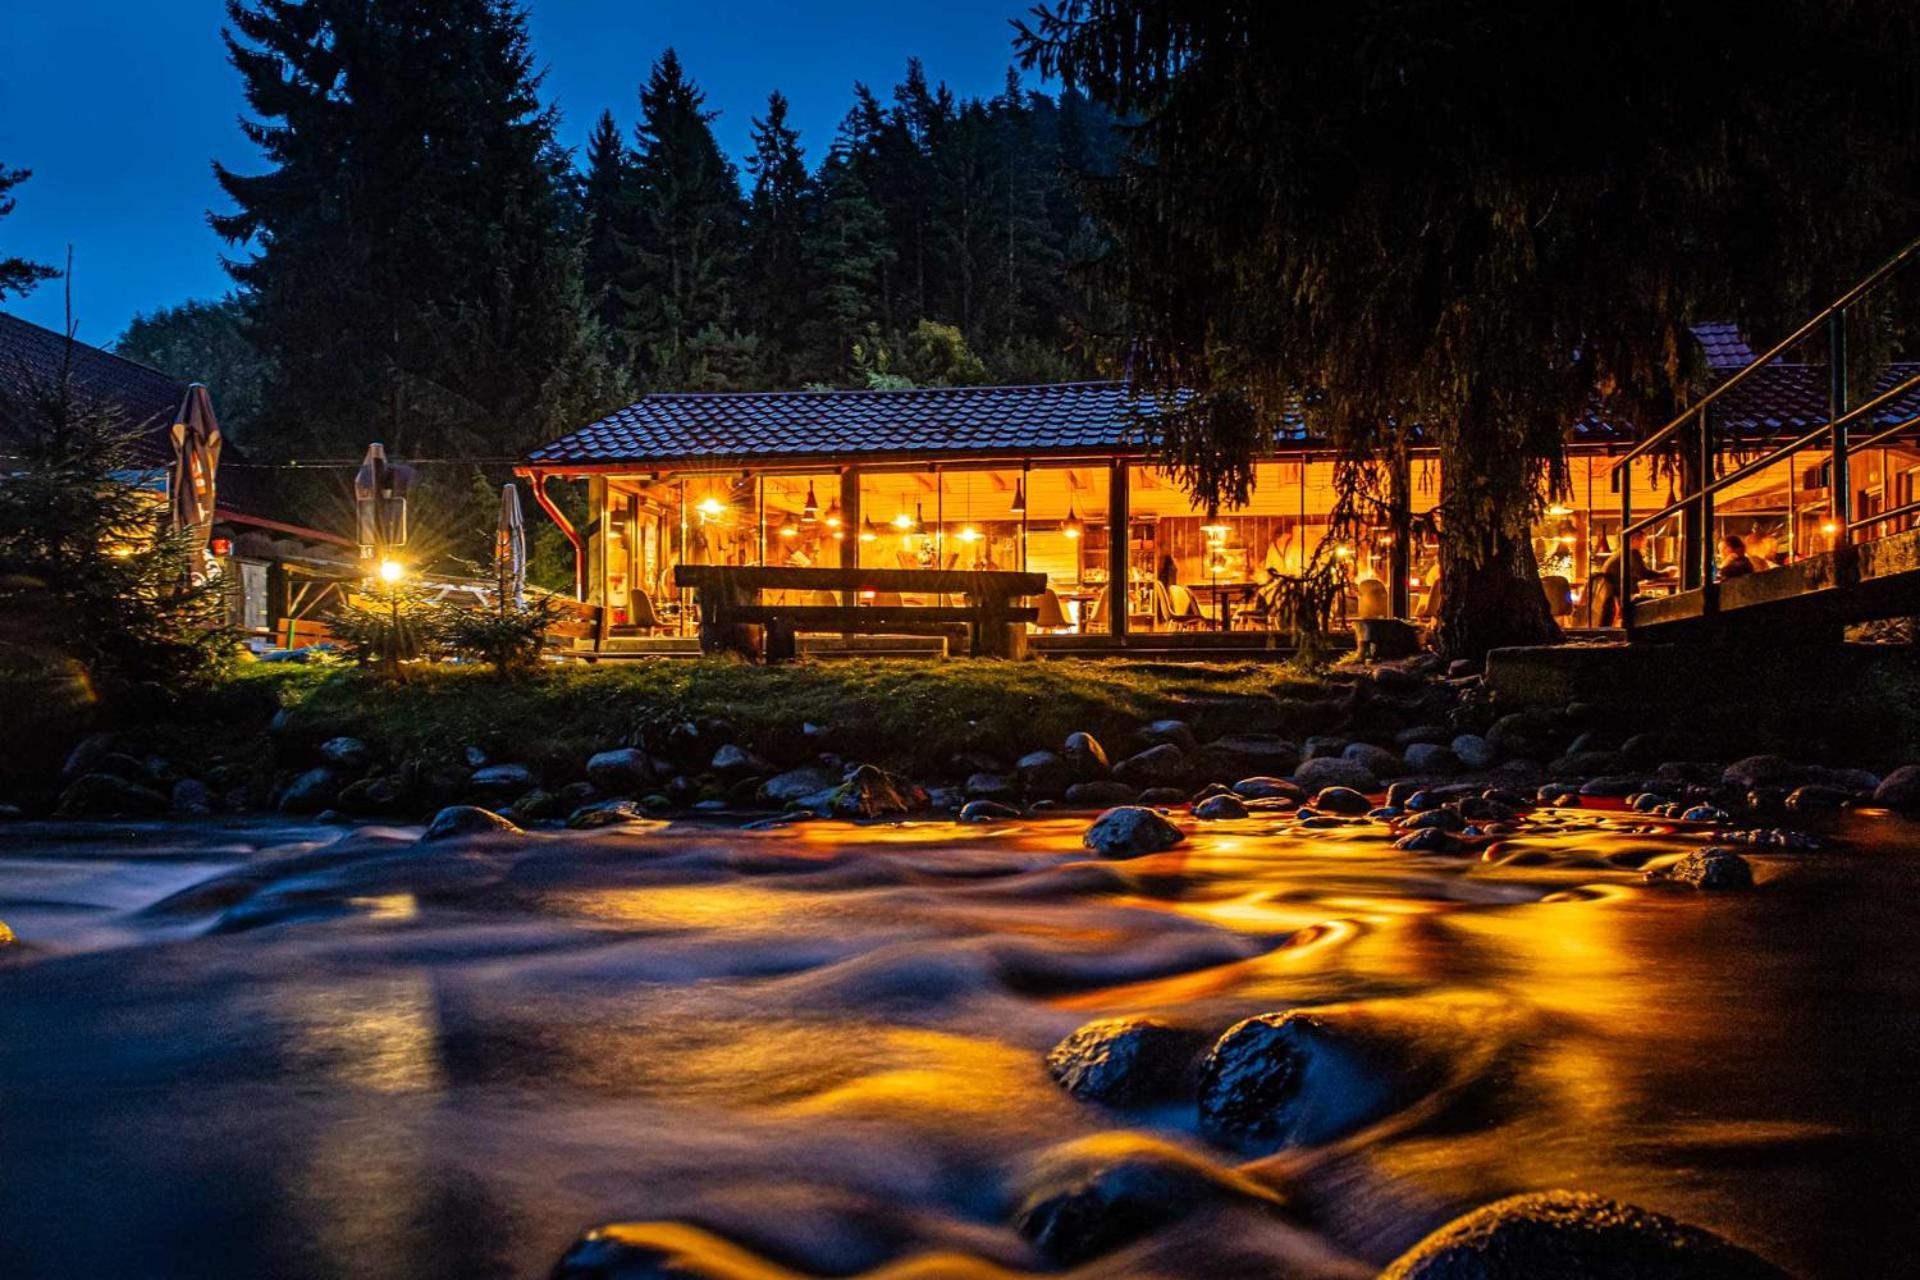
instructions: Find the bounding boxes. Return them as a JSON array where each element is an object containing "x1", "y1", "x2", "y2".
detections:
[{"x1": 674, "y1": 565, "x2": 1045, "y2": 662}]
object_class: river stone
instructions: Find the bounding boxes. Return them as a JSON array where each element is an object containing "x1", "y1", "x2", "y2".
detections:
[
  {"x1": 1045, "y1": 1016, "x2": 1203, "y2": 1106},
  {"x1": 1083, "y1": 806, "x2": 1186, "y2": 857},
  {"x1": 1785, "y1": 783, "x2": 1851, "y2": 812},
  {"x1": 585, "y1": 748, "x2": 652, "y2": 794},
  {"x1": 1396, "y1": 724, "x2": 1454, "y2": 747},
  {"x1": 336, "y1": 775, "x2": 403, "y2": 815},
  {"x1": 317, "y1": 736, "x2": 370, "y2": 771},
  {"x1": 422, "y1": 805, "x2": 522, "y2": 841},
  {"x1": 1197, "y1": 1012, "x2": 1313, "y2": 1148},
  {"x1": 709, "y1": 743, "x2": 764, "y2": 779},
  {"x1": 1807, "y1": 764, "x2": 1880, "y2": 792},
  {"x1": 1303, "y1": 734, "x2": 1350, "y2": 760},
  {"x1": 825, "y1": 764, "x2": 917, "y2": 818},
  {"x1": 1578, "y1": 775, "x2": 1644, "y2": 797},
  {"x1": 1135, "y1": 786, "x2": 1186, "y2": 807},
  {"x1": 964, "y1": 771, "x2": 1018, "y2": 802},
  {"x1": 1293, "y1": 756, "x2": 1378, "y2": 793},
  {"x1": 1379, "y1": 1190, "x2": 1791, "y2": 1280},
  {"x1": 276, "y1": 766, "x2": 339, "y2": 814},
  {"x1": 470, "y1": 763, "x2": 537, "y2": 792},
  {"x1": 1722, "y1": 755, "x2": 1806, "y2": 790},
  {"x1": 58, "y1": 772, "x2": 169, "y2": 818},
  {"x1": 1065, "y1": 780, "x2": 1139, "y2": 807},
  {"x1": 958, "y1": 799, "x2": 1021, "y2": 823},
  {"x1": 169, "y1": 778, "x2": 213, "y2": 815},
  {"x1": 1014, "y1": 1134, "x2": 1282, "y2": 1266},
  {"x1": 567, "y1": 799, "x2": 665, "y2": 830},
  {"x1": 1135, "y1": 719, "x2": 1197, "y2": 753},
  {"x1": 1112, "y1": 742, "x2": 1191, "y2": 787},
  {"x1": 1395, "y1": 827, "x2": 1463, "y2": 854},
  {"x1": 1451, "y1": 734, "x2": 1498, "y2": 769},
  {"x1": 1402, "y1": 808, "x2": 1466, "y2": 831},
  {"x1": 1313, "y1": 786, "x2": 1372, "y2": 815},
  {"x1": 1190, "y1": 734, "x2": 1300, "y2": 782},
  {"x1": 1234, "y1": 776, "x2": 1308, "y2": 802},
  {"x1": 1062, "y1": 731, "x2": 1110, "y2": 779},
  {"x1": 1651, "y1": 847, "x2": 1754, "y2": 890},
  {"x1": 1343, "y1": 741, "x2": 1404, "y2": 779},
  {"x1": 1193, "y1": 793, "x2": 1249, "y2": 820},
  {"x1": 1404, "y1": 743, "x2": 1461, "y2": 775},
  {"x1": 1549, "y1": 749, "x2": 1624, "y2": 779},
  {"x1": 1874, "y1": 764, "x2": 1920, "y2": 811},
  {"x1": 1016, "y1": 750, "x2": 1073, "y2": 798},
  {"x1": 759, "y1": 764, "x2": 839, "y2": 805}
]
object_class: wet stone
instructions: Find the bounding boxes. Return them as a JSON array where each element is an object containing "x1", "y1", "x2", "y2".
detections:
[
  {"x1": 318, "y1": 736, "x2": 371, "y2": 771},
  {"x1": 276, "y1": 766, "x2": 338, "y2": 815},
  {"x1": 1451, "y1": 733, "x2": 1498, "y2": 769},
  {"x1": 1234, "y1": 776, "x2": 1307, "y2": 802},
  {"x1": 1785, "y1": 783, "x2": 1850, "y2": 813},
  {"x1": 759, "y1": 765, "x2": 839, "y2": 805},
  {"x1": 1198, "y1": 1012, "x2": 1315, "y2": 1148},
  {"x1": 1193, "y1": 794, "x2": 1249, "y2": 820},
  {"x1": 59, "y1": 772, "x2": 170, "y2": 818},
  {"x1": 1650, "y1": 847, "x2": 1754, "y2": 890},
  {"x1": 1379, "y1": 1190, "x2": 1792, "y2": 1280},
  {"x1": 1045, "y1": 1016, "x2": 1202, "y2": 1106},
  {"x1": 1112, "y1": 742, "x2": 1191, "y2": 788},
  {"x1": 585, "y1": 748, "x2": 652, "y2": 794},
  {"x1": 1293, "y1": 756, "x2": 1378, "y2": 793},
  {"x1": 422, "y1": 805, "x2": 522, "y2": 841},
  {"x1": 567, "y1": 799, "x2": 663, "y2": 830},
  {"x1": 1064, "y1": 780, "x2": 1139, "y2": 807},
  {"x1": 1313, "y1": 786, "x2": 1372, "y2": 815},
  {"x1": 1873, "y1": 764, "x2": 1920, "y2": 811},
  {"x1": 1134, "y1": 719, "x2": 1197, "y2": 753},
  {"x1": 1082, "y1": 806, "x2": 1186, "y2": 857},
  {"x1": 1396, "y1": 827, "x2": 1463, "y2": 854},
  {"x1": 1015, "y1": 750, "x2": 1072, "y2": 798},
  {"x1": 1343, "y1": 741, "x2": 1404, "y2": 779},
  {"x1": 957, "y1": 799, "x2": 1020, "y2": 823},
  {"x1": 1137, "y1": 786, "x2": 1189, "y2": 807},
  {"x1": 1062, "y1": 731, "x2": 1110, "y2": 779}
]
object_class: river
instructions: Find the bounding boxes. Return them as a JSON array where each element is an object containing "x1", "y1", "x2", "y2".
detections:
[{"x1": 0, "y1": 807, "x2": 1914, "y2": 1278}]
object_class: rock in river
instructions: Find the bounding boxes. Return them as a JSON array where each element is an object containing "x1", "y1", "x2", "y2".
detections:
[
  {"x1": 1064, "y1": 780, "x2": 1139, "y2": 807},
  {"x1": 1062, "y1": 731, "x2": 1110, "y2": 779},
  {"x1": 1293, "y1": 756, "x2": 1378, "y2": 794},
  {"x1": 1045, "y1": 1015, "x2": 1204, "y2": 1106},
  {"x1": 1649, "y1": 847, "x2": 1753, "y2": 891},
  {"x1": 1016, "y1": 749, "x2": 1072, "y2": 798},
  {"x1": 58, "y1": 772, "x2": 169, "y2": 818},
  {"x1": 1313, "y1": 786, "x2": 1373, "y2": 815},
  {"x1": 422, "y1": 805, "x2": 522, "y2": 841},
  {"x1": 585, "y1": 748, "x2": 653, "y2": 794},
  {"x1": 1379, "y1": 1190, "x2": 1791, "y2": 1280},
  {"x1": 1190, "y1": 733, "x2": 1300, "y2": 782},
  {"x1": 958, "y1": 799, "x2": 1021, "y2": 823},
  {"x1": 1198, "y1": 1008, "x2": 1424, "y2": 1151},
  {"x1": 275, "y1": 766, "x2": 338, "y2": 814},
  {"x1": 317, "y1": 736, "x2": 371, "y2": 771},
  {"x1": 1874, "y1": 763, "x2": 1920, "y2": 811},
  {"x1": 1112, "y1": 742, "x2": 1191, "y2": 787},
  {"x1": 1193, "y1": 793, "x2": 1249, "y2": 820},
  {"x1": 1083, "y1": 806, "x2": 1185, "y2": 857},
  {"x1": 567, "y1": 799, "x2": 664, "y2": 830},
  {"x1": 758, "y1": 764, "x2": 838, "y2": 805},
  {"x1": 1014, "y1": 1133, "x2": 1283, "y2": 1266}
]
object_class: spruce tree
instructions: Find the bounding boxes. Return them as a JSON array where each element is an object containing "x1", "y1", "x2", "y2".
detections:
[
  {"x1": 212, "y1": 0, "x2": 621, "y2": 460},
  {"x1": 616, "y1": 49, "x2": 746, "y2": 387},
  {"x1": 741, "y1": 91, "x2": 813, "y2": 383},
  {"x1": 579, "y1": 109, "x2": 633, "y2": 359},
  {"x1": 800, "y1": 109, "x2": 894, "y2": 381},
  {"x1": 0, "y1": 164, "x2": 58, "y2": 300}
]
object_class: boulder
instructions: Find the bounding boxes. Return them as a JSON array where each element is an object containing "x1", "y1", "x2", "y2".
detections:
[
  {"x1": 1015, "y1": 750, "x2": 1073, "y2": 798},
  {"x1": 584, "y1": 749, "x2": 652, "y2": 794},
  {"x1": 709, "y1": 743, "x2": 765, "y2": 779},
  {"x1": 318, "y1": 736, "x2": 371, "y2": 771},
  {"x1": 1134, "y1": 719, "x2": 1197, "y2": 753},
  {"x1": 1549, "y1": 750, "x2": 1625, "y2": 779},
  {"x1": 567, "y1": 799, "x2": 665, "y2": 830},
  {"x1": 1196, "y1": 1011, "x2": 1318, "y2": 1148},
  {"x1": 1083, "y1": 806, "x2": 1186, "y2": 857},
  {"x1": 1013, "y1": 1134, "x2": 1282, "y2": 1267},
  {"x1": 1654, "y1": 760, "x2": 1723, "y2": 787},
  {"x1": 964, "y1": 772, "x2": 1018, "y2": 802},
  {"x1": 823, "y1": 764, "x2": 918, "y2": 819},
  {"x1": 58, "y1": 772, "x2": 168, "y2": 818},
  {"x1": 1650, "y1": 847, "x2": 1754, "y2": 890},
  {"x1": 1404, "y1": 743, "x2": 1461, "y2": 775},
  {"x1": 1451, "y1": 734, "x2": 1498, "y2": 769},
  {"x1": 1233, "y1": 776, "x2": 1308, "y2": 803},
  {"x1": 1112, "y1": 742, "x2": 1191, "y2": 788},
  {"x1": 1189, "y1": 734, "x2": 1300, "y2": 783},
  {"x1": 1577, "y1": 775, "x2": 1644, "y2": 797},
  {"x1": 1722, "y1": 754, "x2": 1806, "y2": 790},
  {"x1": 1062, "y1": 731, "x2": 1111, "y2": 779},
  {"x1": 511, "y1": 788, "x2": 561, "y2": 820},
  {"x1": 1785, "y1": 783, "x2": 1851, "y2": 813},
  {"x1": 1342, "y1": 741, "x2": 1405, "y2": 779},
  {"x1": 957, "y1": 799, "x2": 1021, "y2": 823},
  {"x1": 1313, "y1": 786, "x2": 1372, "y2": 815},
  {"x1": 1292, "y1": 756, "x2": 1378, "y2": 793},
  {"x1": 169, "y1": 778, "x2": 213, "y2": 815},
  {"x1": 1065, "y1": 780, "x2": 1140, "y2": 807},
  {"x1": 1137, "y1": 786, "x2": 1189, "y2": 807},
  {"x1": 336, "y1": 775, "x2": 403, "y2": 815},
  {"x1": 1045, "y1": 1016, "x2": 1203, "y2": 1106},
  {"x1": 759, "y1": 764, "x2": 839, "y2": 805},
  {"x1": 469, "y1": 763, "x2": 537, "y2": 793},
  {"x1": 1873, "y1": 764, "x2": 1920, "y2": 811},
  {"x1": 1395, "y1": 724, "x2": 1454, "y2": 747},
  {"x1": 422, "y1": 805, "x2": 522, "y2": 841},
  {"x1": 1486, "y1": 711, "x2": 1559, "y2": 761},
  {"x1": 1379, "y1": 1190, "x2": 1791, "y2": 1280},
  {"x1": 1395, "y1": 827, "x2": 1463, "y2": 854},
  {"x1": 276, "y1": 766, "x2": 339, "y2": 814},
  {"x1": 1806, "y1": 764, "x2": 1880, "y2": 793},
  {"x1": 1192, "y1": 794, "x2": 1249, "y2": 820},
  {"x1": 1401, "y1": 808, "x2": 1465, "y2": 832},
  {"x1": 1303, "y1": 734, "x2": 1350, "y2": 760}
]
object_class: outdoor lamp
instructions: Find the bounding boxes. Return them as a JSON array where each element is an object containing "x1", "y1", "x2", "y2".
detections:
[{"x1": 378, "y1": 558, "x2": 404, "y2": 583}]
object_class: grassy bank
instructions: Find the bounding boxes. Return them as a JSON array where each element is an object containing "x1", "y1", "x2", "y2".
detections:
[{"x1": 265, "y1": 658, "x2": 1315, "y2": 777}]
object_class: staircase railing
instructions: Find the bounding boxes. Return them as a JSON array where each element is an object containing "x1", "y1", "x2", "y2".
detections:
[{"x1": 1610, "y1": 233, "x2": 1920, "y2": 630}]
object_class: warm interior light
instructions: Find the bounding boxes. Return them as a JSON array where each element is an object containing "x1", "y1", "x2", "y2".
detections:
[
  {"x1": 1821, "y1": 520, "x2": 1839, "y2": 535},
  {"x1": 1558, "y1": 533, "x2": 1576, "y2": 545},
  {"x1": 859, "y1": 517, "x2": 878, "y2": 543},
  {"x1": 1547, "y1": 503, "x2": 1573, "y2": 517},
  {"x1": 1010, "y1": 477, "x2": 1026, "y2": 515},
  {"x1": 892, "y1": 512, "x2": 914, "y2": 531},
  {"x1": 378, "y1": 558, "x2": 404, "y2": 583},
  {"x1": 1061, "y1": 501, "x2": 1084, "y2": 540},
  {"x1": 779, "y1": 523, "x2": 799, "y2": 539},
  {"x1": 957, "y1": 525, "x2": 980, "y2": 543},
  {"x1": 696, "y1": 496, "x2": 726, "y2": 519},
  {"x1": 1334, "y1": 544, "x2": 1354, "y2": 559},
  {"x1": 802, "y1": 481, "x2": 820, "y2": 523}
]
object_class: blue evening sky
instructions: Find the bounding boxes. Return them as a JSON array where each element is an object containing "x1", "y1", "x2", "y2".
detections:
[{"x1": 0, "y1": 0, "x2": 1037, "y2": 347}]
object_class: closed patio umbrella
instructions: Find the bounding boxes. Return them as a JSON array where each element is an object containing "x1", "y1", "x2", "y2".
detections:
[
  {"x1": 496, "y1": 483, "x2": 527, "y2": 610},
  {"x1": 168, "y1": 384, "x2": 222, "y2": 547}
]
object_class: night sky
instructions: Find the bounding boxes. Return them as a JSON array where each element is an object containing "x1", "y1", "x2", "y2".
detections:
[{"x1": 0, "y1": 0, "x2": 1035, "y2": 346}]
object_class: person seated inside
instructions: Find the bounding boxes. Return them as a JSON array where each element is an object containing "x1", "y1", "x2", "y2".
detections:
[
  {"x1": 1746, "y1": 528, "x2": 1784, "y2": 571},
  {"x1": 1718, "y1": 534, "x2": 1755, "y2": 580},
  {"x1": 1589, "y1": 531, "x2": 1674, "y2": 626}
]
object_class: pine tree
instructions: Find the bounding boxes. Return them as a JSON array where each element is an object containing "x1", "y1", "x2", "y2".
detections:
[
  {"x1": 741, "y1": 91, "x2": 813, "y2": 383},
  {"x1": 211, "y1": 0, "x2": 621, "y2": 460},
  {"x1": 616, "y1": 48, "x2": 746, "y2": 387},
  {"x1": 800, "y1": 107, "x2": 894, "y2": 381},
  {"x1": 579, "y1": 109, "x2": 633, "y2": 357},
  {"x1": 0, "y1": 164, "x2": 59, "y2": 300},
  {"x1": 115, "y1": 297, "x2": 273, "y2": 447}
]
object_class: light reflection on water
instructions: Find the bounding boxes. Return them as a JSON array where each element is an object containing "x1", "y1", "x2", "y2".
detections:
[{"x1": 0, "y1": 812, "x2": 1915, "y2": 1278}]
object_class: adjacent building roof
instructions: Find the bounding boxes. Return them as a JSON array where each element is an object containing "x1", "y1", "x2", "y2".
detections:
[{"x1": 0, "y1": 310, "x2": 186, "y2": 468}]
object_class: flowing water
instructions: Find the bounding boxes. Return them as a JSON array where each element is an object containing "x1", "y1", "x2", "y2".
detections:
[{"x1": 0, "y1": 806, "x2": 1915, "y2": 1278}]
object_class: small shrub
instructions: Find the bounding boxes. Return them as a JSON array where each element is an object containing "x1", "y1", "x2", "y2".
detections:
[{"x1": 431, "y1": 595, "x2": 561, "y2": 678}]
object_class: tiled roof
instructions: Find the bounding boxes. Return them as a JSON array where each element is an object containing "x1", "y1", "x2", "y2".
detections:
[
  {"x1": 1572, "y1": 360, "x2": 1920, "y2": 441},
  {"x1": 1691, "y1": 322, "x2": 1761, "y2": 369},
  {"x1": 0, "y1": 310, "x2": 186, "y2": 467},
  {"x1": 527, "y1": 381, "x2": 1176, "y2": 466}
]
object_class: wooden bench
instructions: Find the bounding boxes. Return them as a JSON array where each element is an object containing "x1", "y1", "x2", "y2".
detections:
[
  {"x1": 543, "y1": 597, "x2": 608, "y2": 656},
  {"x1": 673, "y1": 565, "x2": 1046, "y2": 662}
]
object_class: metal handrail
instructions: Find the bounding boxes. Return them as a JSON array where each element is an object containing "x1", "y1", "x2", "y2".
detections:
[
  {"x1": 1619, "y1": 370, "x2": 1920, "y2": 540},
  {"x1": 1612, "y1": 233, "x2": 1920, "y2": 470},
  {"x1": 1846, "y1": 410, "x2": 1920, "y2": 457}
]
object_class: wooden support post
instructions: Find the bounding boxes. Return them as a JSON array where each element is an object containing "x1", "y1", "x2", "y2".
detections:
[
  {"x1": 839, "y1": 467, "x2": 860, "y2": 604},
  {"x1": 1389, "y1": 453, "x2": 1412, "y2": 619},
  {"x1": 1108, "y1": 460, "x2": 1130, "y2": 638},
  {"x1": 1699, "y1": 404, "x2": 1717, "y2": 614},
  {"x1": 1831, "y1": 309, "x2": 1852, "y2": 546}
]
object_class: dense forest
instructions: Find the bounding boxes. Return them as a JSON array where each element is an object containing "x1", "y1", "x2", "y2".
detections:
[{"x1": 114, "y1": 0, "x2": 1123, "y2": 465}]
